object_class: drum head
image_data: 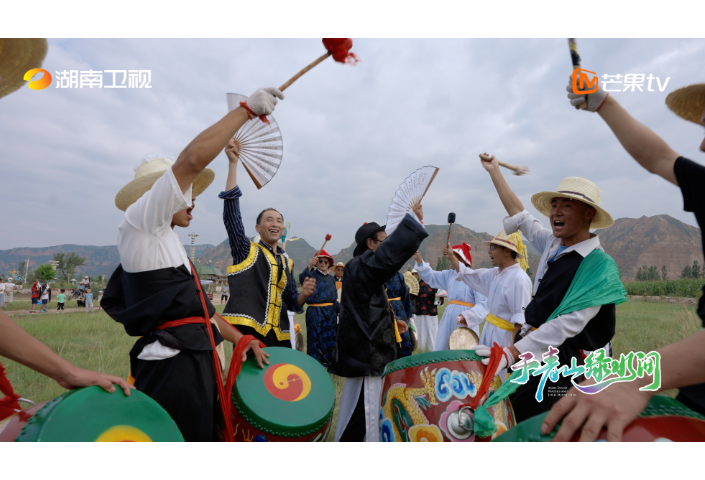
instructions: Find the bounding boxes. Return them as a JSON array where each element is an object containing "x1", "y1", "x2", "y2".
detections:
[
  {"x1": 448, "y1": 328, "x2": 480, "y2": 350},
  {"x1": 233, "y1": 347, "x2": 336, "y2": 437},
  {"x1": 16, "y1": 386, "x2": 184, "y2": 442}
]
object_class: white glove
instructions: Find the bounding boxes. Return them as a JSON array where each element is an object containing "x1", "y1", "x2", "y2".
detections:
[
  {"x1": 472, "y1": 344, "x2": 515, "y2": 379},
  {"x1": 246, "y1": 87, "x2": 285, "y2": 116},
  {"x1": 565, "y1": 76, "x2": 608, "y2": 112}
]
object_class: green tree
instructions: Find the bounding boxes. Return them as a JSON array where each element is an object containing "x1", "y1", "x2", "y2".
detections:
[
  {"x1": 17, "y1": 261, "x2": 26, "y2": 278},
  {"x1": 693, "y1": 260, "x2": 701, "y2": 280},
  {"x1": 648, "y1": 265, "x2": 659, "y2": 281},
  {"x1": 661, "y1": 265, "x2": 668, "y2": 281},
  {"x1": 34, "y1": 264, "x2": 56, "y2": 282},
  {"x1": 681, "y1": 265, "x2": 693, "y2": 279},
  {"x1": 436, "y1": 256, "x2": 451, "y2": 271},
  {"x1": 54, "y1": 252, "x2": 86, "y2": 281}
]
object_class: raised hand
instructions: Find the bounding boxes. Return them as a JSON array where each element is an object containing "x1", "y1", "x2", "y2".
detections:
[
  {"x1": 411, "y1": 203, "x2": 424, "y2": 223},
  {"x1": 565, "y1": 76, "x2": 609, "y2": 112},
  {"x1": 412, "y1": 250, "x2": 423, "y2": 265},
  {"x1": 480, "y1": 153, "x2": 499, "y2": 173},
  {"x1": 309, "y1": 257, "x2": 319, "y2": 270},
  {"x1": 225, "y1": 138, "x2": 240, "y2": 163},
  {"x1": 246, "y1": 87, "x2": 285, "y2": 117}
]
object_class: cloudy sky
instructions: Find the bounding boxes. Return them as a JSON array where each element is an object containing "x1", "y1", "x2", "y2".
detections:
[{"x1": 2, "y1": 38, "x2": 704, "y2": 253}]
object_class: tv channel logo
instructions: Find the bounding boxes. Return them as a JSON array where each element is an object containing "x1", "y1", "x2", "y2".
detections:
[
  {"x1": 571, "y1": 68, "x2": 599, "y2": 95},
  {"x1": 24, "y1": 68, "x2": 52, "y2": 90}
]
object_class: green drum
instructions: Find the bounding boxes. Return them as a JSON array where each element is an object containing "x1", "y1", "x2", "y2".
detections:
[
  {"x1": 493, "y1": 395, "x2": 705, "y2": 442},
  {"x1": 229, "y1": 347, "x2": 336, "y2": 442},
  {"x1": 380, "y1": 350, "x2": 516, "y2": 442},
  {"x1": 0, "y1": 386, "x2": 184, "y2": 442}
]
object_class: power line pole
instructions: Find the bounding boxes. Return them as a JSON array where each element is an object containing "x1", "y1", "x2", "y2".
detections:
[{"x1": 188, "y1": 233, "x2": 198, "y2": 264}]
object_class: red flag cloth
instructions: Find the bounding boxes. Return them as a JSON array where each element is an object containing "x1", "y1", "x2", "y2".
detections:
[
  {"x1": 464, "y1": 342, "x2": 505, "y2": 411},
  {"x1": 0, "y1": 362, "x2": 22, "y2": 421},
  {"x1": 239, "y1": 101, "x2": 271, "y2": 126},
  {"x1": 322, "y1": 39, "x2": 359, "y2": 65}
]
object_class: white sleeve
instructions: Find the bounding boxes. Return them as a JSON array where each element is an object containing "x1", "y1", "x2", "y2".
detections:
[
  {"x1": 124, "y1": 167, "x2": 192, "y2": 236},
  {"x1": 503, "y1": 210, "x2": 554, "y2": 255},
  {"x1": 515, "y1": 306, "x2": 602, "y2": 359},
  {"x1": 454, "y1": 263, "x2": 494, "y2": 297},
  {"x1": 506, "y1": 273, "x2": 532, "y2": 326},
  {"x1": 415, "y1": 262, "x2": 451, "y2": 290}
]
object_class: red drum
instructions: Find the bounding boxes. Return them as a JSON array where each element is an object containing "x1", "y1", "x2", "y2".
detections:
[{"x1": 380, "y1": 350, "x2": 516, "y2": 442}]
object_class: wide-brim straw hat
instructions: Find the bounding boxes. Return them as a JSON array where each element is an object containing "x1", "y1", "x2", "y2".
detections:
[
  {"x1": 115, "y1": 156, "x2": 214, "y2": 212},
  {"x1": 530, "y1": 176, "x2": 614, "y2": 230},
  {"x1": 666, "y1": 83, "x2": 705, "y2": 125},
  {"x1": 0, "y1": 39, "x2": 48, "y2": 100},
  {"x1": 482, "y1": 230, "x2": 526, "y2": 259},
  {"x1": 334, "y1": 262, "x2": 345, "y2": 270}
]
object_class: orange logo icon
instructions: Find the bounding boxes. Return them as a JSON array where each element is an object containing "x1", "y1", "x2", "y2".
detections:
[
  {"x1": 24, "y1": 68, "x2": 52, "y2": 90},
  {"x1": 572, "y1": 68, "x2": 598, "y2": 95}
]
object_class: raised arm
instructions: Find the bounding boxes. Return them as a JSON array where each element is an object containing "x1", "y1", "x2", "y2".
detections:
[
  {"x1": 480, "y1": 153, "x2": 525, "y2": 216},
  {"x1": 172, "y1": 88, "x2": 283, "y2": 194},
  {"x1": 219, "y1": 141, "x2": 251, "y2": 264}
]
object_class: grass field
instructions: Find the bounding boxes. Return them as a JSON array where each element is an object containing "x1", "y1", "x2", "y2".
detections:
[{"x1": 2, "y1": 300, "x2": 701, "y2": 439}]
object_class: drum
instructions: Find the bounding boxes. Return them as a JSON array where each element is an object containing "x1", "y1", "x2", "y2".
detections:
[
  {"x1": 0, "y1": 386, "x2": 184, "y2": 442},
  {"x1": 230, "y1": 347, "x2": 336, "y2": 442},
  {"x1": 380, "y1": 350, "x2": 516, "y2": 442},
  {"x1": 493, "y1": 395, "x2": 705, "y2": 442}
]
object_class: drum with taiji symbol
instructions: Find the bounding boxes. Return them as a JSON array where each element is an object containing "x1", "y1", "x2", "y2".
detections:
[
  {"x1": 0, "y1": 386, "x2": 184, "y2": 442},
  {"x1": 229, "y1": 347, "x2": 336, "y2": 442},
  {"x1": 380, "y1": 350, "x2": 516, "y2": 442}
]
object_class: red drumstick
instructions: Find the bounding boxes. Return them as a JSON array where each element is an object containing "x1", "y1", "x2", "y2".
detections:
[{"x1": 317, "y1": 234, "x2": 332, "y2": 257}]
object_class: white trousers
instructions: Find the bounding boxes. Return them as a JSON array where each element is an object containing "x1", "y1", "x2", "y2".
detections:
[
  {"x1": 415, "y1": 315, "x2": 438, "y2": 352},
  {"x1": 334, "y1": 376, "x2": 382, "y2": 442}
]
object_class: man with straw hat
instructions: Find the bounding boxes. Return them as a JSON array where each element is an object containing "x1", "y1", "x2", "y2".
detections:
[
  {"x1": 446, "y1": 231, "x2": 532, "y2": 381},
  {"x1": 540, "y1": 81, "x2": 705, "y2": 441},
  {"x1": 333, "y1": 205, "x2": 428, "y2": 442},
  {"x1": 298, "y1": 250, "x2": 340, "y2": 368},
  {"x1": 218, "y1": 140, "x2": 314, "y2": 350},
  {"x1": 478, "y1": 153, "x2": 626, "y2": 423},
  {"x1": 412, "y1": 244, "x2": 488, "y2": 351},
  {"x1": 102, "y1": 87, "x2": 278, "y2": 441}
]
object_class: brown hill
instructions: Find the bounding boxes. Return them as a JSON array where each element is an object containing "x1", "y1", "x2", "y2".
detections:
[{"x1": 598, "y1": 215, "x2": 703, "y2": 281}]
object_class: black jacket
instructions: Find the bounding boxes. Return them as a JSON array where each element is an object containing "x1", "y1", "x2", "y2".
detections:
[{"x1": 331, "y1": 215, "x2": 427, "y2": 377}]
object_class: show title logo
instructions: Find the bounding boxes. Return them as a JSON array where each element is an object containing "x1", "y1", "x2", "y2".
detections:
[
  {"x1": 571, "y1": 69, "x2": 671, "y2": 95},
  {"x1": 24, "y1": 69, "x2": 152, "y2": 90}
]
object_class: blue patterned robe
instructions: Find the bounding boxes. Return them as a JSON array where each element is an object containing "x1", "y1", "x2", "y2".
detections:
[
  {"x1": 384, "y1": 271, "x2": 414, "y2": 358},
  {"x1": 299, "y1": 268, "x2": 340, "y2": 368}
]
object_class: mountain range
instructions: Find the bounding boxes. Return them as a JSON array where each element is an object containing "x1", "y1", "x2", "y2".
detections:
[{"x1": 1, "y1": 214, "x2": 702, "y2": 282}]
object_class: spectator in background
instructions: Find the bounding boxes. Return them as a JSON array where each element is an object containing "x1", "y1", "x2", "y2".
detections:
[
  {"x1": 221, "y1": 283, "x2": 229, "y2": 305},
  {"x1": 56, "y1": 289, "x2": 66, "y2": 311},
  {"x1": 30, "y1": 280, "x2": 40, "y2": 312},
  {"x1": 0, "y1": 281, "x2": 5, "y2": 308},
  {"x1": 84, "y1": 288, "x2": 94, "y2": 314},
  {"x1": 5, "y1": 278, "x2": 16, "y2": 304},
  {"x1": 97, "y1": 290, "x2": 104, "y2": 309},
  {"x1": 40, "y1": 283, "x2": 50, "y2": 312}
]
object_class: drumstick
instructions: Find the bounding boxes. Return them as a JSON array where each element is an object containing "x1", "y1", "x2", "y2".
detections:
[
  {"x1": 279, "y1": 52, "x2": 332, "y2": 92},
  {"x1": 568, "y1": 38, "x2": 588, "y2": 111},
  {"x1": 446, "y1": 212, "x2": 456, "y2": 244},
  {"x1": 479, "y1": 153, "x2": 529, "y2": 176},
  {"x1": 317, "y1": 234, "x2": 332, "y2": 258}
]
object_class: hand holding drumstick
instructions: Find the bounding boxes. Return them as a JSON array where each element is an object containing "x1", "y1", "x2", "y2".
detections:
[{"x1": 479, "y1": 153, "x2": 529, "y2": 176}]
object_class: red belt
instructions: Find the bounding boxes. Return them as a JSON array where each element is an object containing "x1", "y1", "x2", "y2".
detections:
[{"x1": 156, "y1": 316, "x2": 208, "y2": 329}]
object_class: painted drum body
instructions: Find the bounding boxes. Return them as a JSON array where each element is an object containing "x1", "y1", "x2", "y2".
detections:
[
  {"x1": 493, "y1": 395, "x2": 705, "y2": 442},
  {"x1": 230, "y1": 347, "x2": 336, "y2": 442},
  {"x1": 380, "y1": 350, "x2": 516, "y2": 442},
  {"x1": 0, "y1": 386, "x2": 184, "y2": 442}
]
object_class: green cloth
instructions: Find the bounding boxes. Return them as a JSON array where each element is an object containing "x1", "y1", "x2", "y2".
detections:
[
  {"x1": 475, "y1": 369, "x2": 524, "y2": 437},
  {"x1": 57, "y1": 294, "x2": 66, "y2": 303},
  {"x1": 546, "y1": 249, "x2": 627, "y2": 322}
]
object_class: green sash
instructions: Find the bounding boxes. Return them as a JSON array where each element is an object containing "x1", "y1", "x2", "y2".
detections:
[{"x1": 546, "y1": 248, "x2": 627, "y2": 322}]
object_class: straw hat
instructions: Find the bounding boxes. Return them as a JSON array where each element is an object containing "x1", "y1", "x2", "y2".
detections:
[
  {"x1": 403, "y1": 271, "x2": 419, "y2": 296},
  {"x1": 0, "y1": 39, "x2": 48, "y2": 99},
  {"x1": 666, "y1": 83, "x2": 705, "y2": 125},
  {"x1": 482, "y1": 231, "x2": 526, "y2": 260},
  {"x1": 530, "y1": 177, "x2": 614, "y2": 230},
  {"x1": 115, "y1": 156, "x2": 214, "y2": 211},
  {"x1": 334, "y1": 262, "x2": 345, "y2": 270}
]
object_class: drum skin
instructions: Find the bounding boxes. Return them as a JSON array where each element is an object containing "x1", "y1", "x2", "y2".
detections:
[
  {"x1": 229, "y1": 347, "x2": 336, "y2": 442},
  {"x1": 493, "y1": 395, "x2": 705, "y2": 442},
  {"x1": 0, "y1": 386, "x2": 184, "y2": 442},
  {"x1": 380, "y1": 350, "x2": 516, "y2": 442}
]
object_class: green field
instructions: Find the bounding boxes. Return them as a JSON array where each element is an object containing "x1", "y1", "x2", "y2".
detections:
[{"x1": 2, "y1": 301, "x2": 701, "y2": 439}]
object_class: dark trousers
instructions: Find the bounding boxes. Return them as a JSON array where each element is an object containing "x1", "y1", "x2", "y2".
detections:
[
  {"x1": 339, "y1": 385, "x2": 366, "y2": 441},
  {"x1": 131, "y1": 348, "x2": 217, "y2": 442}
]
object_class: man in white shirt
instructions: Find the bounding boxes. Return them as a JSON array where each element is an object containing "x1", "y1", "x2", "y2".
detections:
[
  {"x1": 476, "y1": 153, "x2": 625, "y2": 423},
  {"x1": 4, "y1": 280, "x2": 15, "y2": 303}
]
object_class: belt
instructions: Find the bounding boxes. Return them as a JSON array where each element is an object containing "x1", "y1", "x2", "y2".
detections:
[
  {"x1": 485, "y1": 313, "x2": 514, "y2": 331},
  {"x1": 157, "y1": 316, "x2": 207, "y2": 329},
  {"x1": 309, "y1": 303, "x2": 334, "y2": 307},
  {"x1": 388, "y1": 297, "x2": 401, "y2": 301},
  {"x1": 449, "y1": 300, "x2": 475, "y2": 308}
]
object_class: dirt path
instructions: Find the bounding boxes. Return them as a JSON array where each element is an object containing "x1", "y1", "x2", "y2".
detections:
[{"x1": 5, "y1": 307, "x2": 100, "y2": 317}]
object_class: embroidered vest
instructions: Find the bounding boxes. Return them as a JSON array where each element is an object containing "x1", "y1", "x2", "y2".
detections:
[{"x1": 221, "y1": 242, "x2": 293, "y2": 341}]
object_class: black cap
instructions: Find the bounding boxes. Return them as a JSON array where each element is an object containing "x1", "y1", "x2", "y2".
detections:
[{"x1": 353, "y1": 222, "x2": 386, "y2": 257}]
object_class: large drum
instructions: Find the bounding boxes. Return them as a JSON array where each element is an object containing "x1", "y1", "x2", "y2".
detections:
[
  {"x1": 493, "y1": 395, "x2": 705, "y2": 442},
  {"x1": 0, "y1": 386, "x2": 184, "y2": 442},
  {"x1": 229, "y1": 347, "x2": 336, "y2": 442},
  {"x1": 380, "y1": 350, "x2": 516, "y2": 442}
]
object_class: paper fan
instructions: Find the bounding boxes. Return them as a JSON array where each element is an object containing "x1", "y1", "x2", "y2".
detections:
[
  {"x1": 226, "y1": 93, "x2": 284, "y2": 189},
  {"x1": 385, "y1": 166, "x2": 439, "y2": 235}
]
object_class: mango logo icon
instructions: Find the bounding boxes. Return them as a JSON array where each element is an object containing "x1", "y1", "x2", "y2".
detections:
[
  {"x1": 24, "y1": 68, "x2": 52, "y2": 90},
  {"x1": 572, "y1": 68, "x2": 598, "y2": 95}
]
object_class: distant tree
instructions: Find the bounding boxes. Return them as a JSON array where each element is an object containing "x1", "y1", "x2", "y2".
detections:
[
  {"x1": 34, "y1": 264, "x2": 56, "y2": 282},
  {"x1": 693, "y1": 260, "x2": 701, "y2": 280},
  {"x1": 54, "y1": 252, "x2": 86, "y2": 281},
  {"x1": 648, "y1": 266, "x2": 659, "y2": 281},
  {"x1": 17, "y1": 261, "x2": 26, "y2": 277},
  {"x1": 681, "y1": 265, "x2": 693, "y2": 279},
  {"x1": 636, "y1": 266, "x2": 643, "y2": 281},
  {"x1": 661, "y1": 265, "x2": 668, "y2": 281},
  {"x1": 436, "y1": 256, "x2": 451, "y2": 271},
  {"x1": 525, "y1": 267, "x2": 533, "y2": 279}
]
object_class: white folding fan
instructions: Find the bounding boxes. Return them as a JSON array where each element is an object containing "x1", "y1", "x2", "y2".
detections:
[
  {"x1": 385, "y1": 166, "x2": 439, "y2": 235},
  {"x1": 226, "y1": 93, "x2": 284, "y2": 189}
]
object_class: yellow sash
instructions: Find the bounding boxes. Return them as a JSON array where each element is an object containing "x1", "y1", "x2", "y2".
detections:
[
  {"x1": 449, "y1": 300, "x2": 475, "y2": 308},
  {"x1": 485, "y1": 312, "x2": 514, "y2": 331},
  {"x1": 309, "y1": 303, "x2": 334, "y2": 307},
  {"x1": 388, "y1": 297, "x2": 401, "y2": 301}
]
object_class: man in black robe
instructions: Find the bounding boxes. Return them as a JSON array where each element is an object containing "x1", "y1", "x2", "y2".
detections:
[{"x1": 332, "y1": 205, "x2": 428, "y2": 442}]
